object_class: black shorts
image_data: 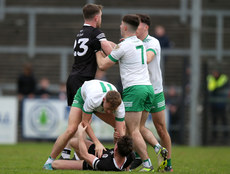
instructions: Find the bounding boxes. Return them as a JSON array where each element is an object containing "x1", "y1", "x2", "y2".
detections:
[
  {"x1": 66, "y1": 74, "x2": 93, "y2": 106},
  {"x1": 82, "y1": 144, "x2": 95, "y2": 170}
]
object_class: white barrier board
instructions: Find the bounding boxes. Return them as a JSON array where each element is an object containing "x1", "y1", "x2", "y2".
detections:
[
  {"x1": 23, "y1": 99, "x2": 69, "y2": 139},
  {"x1": 0, "y1": 97, "x2": 18, "y2": 144}
]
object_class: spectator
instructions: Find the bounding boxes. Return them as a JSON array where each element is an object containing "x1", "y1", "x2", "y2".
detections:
[
  {"x1": 58, "y1": 82, "x2": 67, "y2": 101},
  {"x1": 17, "y1": 63, "x2": 36, "y2": 101},
  {"x1": 36, "y1": 77, "x2": 52, "y2": 99},
  {"x1": 17, "y1": 62, "x2": 37, "y2": 127},
  {"x1": 207, "y1": 68, "x2": 229, "y2": 140},
  {"x1": 154, "y1": 25, "x2": 171, "y2": 49}
]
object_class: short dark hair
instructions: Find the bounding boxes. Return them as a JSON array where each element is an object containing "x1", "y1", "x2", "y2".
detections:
[
  {"x1": 105, "y1": 91, "x2": 121, "y2": 110},
  {"x1": 83, "y1": 4, "x2": 103, "y2": 20},
  {"x1": 122, "y1": 14, "x2": 140, "y2": 31},
  {"x1": 117, "y1": 136, "x2": 133, "y2": 157},
  {"x1": 136, "y1": 14, "x2": 151, "y2": 26}
]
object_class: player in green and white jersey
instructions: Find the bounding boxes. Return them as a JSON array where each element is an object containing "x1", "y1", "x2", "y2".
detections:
[
  {"x1": 97, "y1": 14, "x2": 156, "y2": 172},
  {"x1": 136, "y1": 14, "x2": 173, "y2": 172},
  {"x1": 43, "y1": 79, "x2": 125, "y2": 170}
]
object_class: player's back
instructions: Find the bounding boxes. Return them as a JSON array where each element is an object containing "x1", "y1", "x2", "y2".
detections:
[
  {"x1": 72, "y1": 25, "x2": 104, "y2": 78},
  {"x1": 143, "y1": 35, "x2": 163, "y2": 94},
  {"x1": 118, "y1": 36, "x2": 151, "y2": 89},
  {"x1": 81, "y1": 80, "x2": 117, "y2": 100}
]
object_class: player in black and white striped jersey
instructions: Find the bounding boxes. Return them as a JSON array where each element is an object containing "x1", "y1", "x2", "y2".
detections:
[{"x1": 52, "y1": 122, "x2": 134, "y2": 171}]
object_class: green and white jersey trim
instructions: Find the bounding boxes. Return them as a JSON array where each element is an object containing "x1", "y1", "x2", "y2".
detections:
[
  {"x1": 81, "y1": 80, "x2": 125, "y2": 121},
  {"x1": 143, "y1": 35, "x2": 163, "y2": 94}
]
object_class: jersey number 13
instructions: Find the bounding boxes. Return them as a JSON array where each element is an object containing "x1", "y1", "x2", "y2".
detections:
[{"x1": 74, "y1": 38, "x2": 89, "y2": 56}]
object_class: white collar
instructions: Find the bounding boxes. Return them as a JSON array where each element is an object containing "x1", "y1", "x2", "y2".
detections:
[
  {"x1": 83, "y1": 23, "x2": 91, "y2": 27},
  {"x1": 113, "y1": 157, "x2": 127, "y2": 170}
]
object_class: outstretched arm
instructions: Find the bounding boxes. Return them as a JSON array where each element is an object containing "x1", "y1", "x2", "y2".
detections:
[
  {"x1": 82, "y1": 112, "x2": 106, "y2": 158},
  {"x1": 101, "y1": 40, "x2": 113, "y2": 56},
  {"x1": 77, "y1": 122, "x2": 100, "y2": 169},
  {"x1": 96, "y1": 51, "x2": 116, "y2": 71},
  {"x1": 51, "y1": 123, "x2": 89, "y2": 170}
]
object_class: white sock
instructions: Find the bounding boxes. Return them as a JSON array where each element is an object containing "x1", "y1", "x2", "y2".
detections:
[
  {"x1": 74, "y1": 152, "x2": 80, "y2": 160},
  {"x1": 154, "y1": 143, "x2": 161, "y2": 154},
  {"x1": 143, "y1": 158, "x2": 152, "y2": 168},
  {"x1": 45, "y1": 156, "x2": 54, "y2": 165}
]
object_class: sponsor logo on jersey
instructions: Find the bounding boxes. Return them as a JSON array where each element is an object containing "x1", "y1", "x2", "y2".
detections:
[
  {"x1": 124, "y1": 102, "x2": 133, "y2": 107},
  {"x1": 114, "y1": 44, "x2": 120, "y2": 50},
  {"x1": 73, "y1": 100, "x2": 79, "y2": 104},
  {"x1": 157, "y1": 101, "x2": 165, "y2": 108}
]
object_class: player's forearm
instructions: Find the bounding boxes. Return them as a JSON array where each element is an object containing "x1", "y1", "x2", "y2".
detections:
[
  {"x1": 78, "y1": 133, "x2": 88, "y2": 158},
  {"x1": 116, "y1": 121, "x2": 126, "y2": 137},
  {"x1": 146, "y1": 51, "x2": 155, "y2": 64},
  {"x1": 96, "y1": 52, "x2": 112, "y2": 71},
  {"x1": 84, "y1": 121, "x2": 100, "y2": 145},
  {"x1": 96, "y1": 51, "x2": 105, "y2": 70},
  {"x1": 101, "y1": 40, "x2": 113, "y2": 55}
]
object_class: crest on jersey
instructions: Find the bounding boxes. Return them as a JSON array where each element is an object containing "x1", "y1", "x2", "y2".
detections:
[
  {"x1": 102, "y1": 154, "x2": 108, "y2": 158},
  {"x1": 114, "y1": 44, "x2": 120, "y2": 50}
]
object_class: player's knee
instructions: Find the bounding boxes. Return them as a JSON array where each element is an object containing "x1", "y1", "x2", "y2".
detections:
[
  {"x1": 65, "y1": 127, "x2": 77, "y2": 138},
  {"x1": 156, "y1": 125, "x2": 168, "y2": 138},
  {"x1": 131, "y1": 129, "x2": 141, "y2": 137},
  {"x1": 69, "y1": 138, "x2": 79, "y2": 150},
  {"x1": 140, "y1": 125, "x2": 146, "y2": 134}
]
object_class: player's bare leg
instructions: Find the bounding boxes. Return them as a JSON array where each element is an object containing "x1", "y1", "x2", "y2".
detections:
[
  {"x1": 125, "y1": 111, "x2": 153, "y2": 171},
  {"x1": 69, "y1": 137, "x2": 93, "y2": 160},
  {"x1": 50, "y1": 107, "x2": 82, "y2": 158},
  {"x1": 59, "y1": 116, "x2": 94, "y2": 160},
  {"x1": 52, "y1": 160, "x2": 84, "y2": 170},
  {"x1": 152, "y1": 110, "x2": 172, "y2": 171},
  {"x1": 133, "y1": 110, "x2": 168, "y2": 171},
  {"x1": 43, "y1": 107, "x2": 82, "y2": 170},
  {"x1": 140, "y1": 111, "x2": 159, "y2": 146}
]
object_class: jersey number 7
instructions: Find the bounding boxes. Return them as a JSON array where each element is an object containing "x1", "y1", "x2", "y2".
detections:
[{"x1": 136, "y1": 45, "x2": 144, "y2": 64}]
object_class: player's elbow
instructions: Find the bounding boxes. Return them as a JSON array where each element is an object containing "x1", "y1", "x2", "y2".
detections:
[{"x1": 97, "y1": 64, "x2": 107, "y2": 71}]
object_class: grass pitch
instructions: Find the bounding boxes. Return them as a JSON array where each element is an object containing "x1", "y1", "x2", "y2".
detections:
[{"x1": 0, "y1": 142, "x2": 229, "y2": 174}]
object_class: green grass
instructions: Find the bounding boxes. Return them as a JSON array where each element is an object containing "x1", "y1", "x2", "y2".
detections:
[{"x1": 0, "y1": 142, "x2": 229, "y2": 174}]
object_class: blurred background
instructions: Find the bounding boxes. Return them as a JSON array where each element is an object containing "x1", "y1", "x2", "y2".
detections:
[{"x1": 0, "y1": 0, "x2": 229, "y2": 146}]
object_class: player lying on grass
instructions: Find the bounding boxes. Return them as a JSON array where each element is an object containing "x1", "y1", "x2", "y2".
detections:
[
  {"x1": 52, "y1": 122, "x2": 135, "y2": 171},
  {"x1": 43, "y1": 80, "x2": 126, "y2": 170}
]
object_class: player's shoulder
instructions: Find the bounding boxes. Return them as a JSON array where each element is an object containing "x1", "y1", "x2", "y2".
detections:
[
  {"x1": 121, "y1": 36, "x2": 142, "y2": 46},
  {"x1": 83, "y1": 26, "x2": 105, "y2": 38},
  {"x1": 91, "y1": 27, "x2": 105, "y2": 39},
  {"x1": 144, "y1": 35, "x2": 158, "y2": 43},
  {"x1": 144, "y1": 35, "x2": 160, "y2": 47}
]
